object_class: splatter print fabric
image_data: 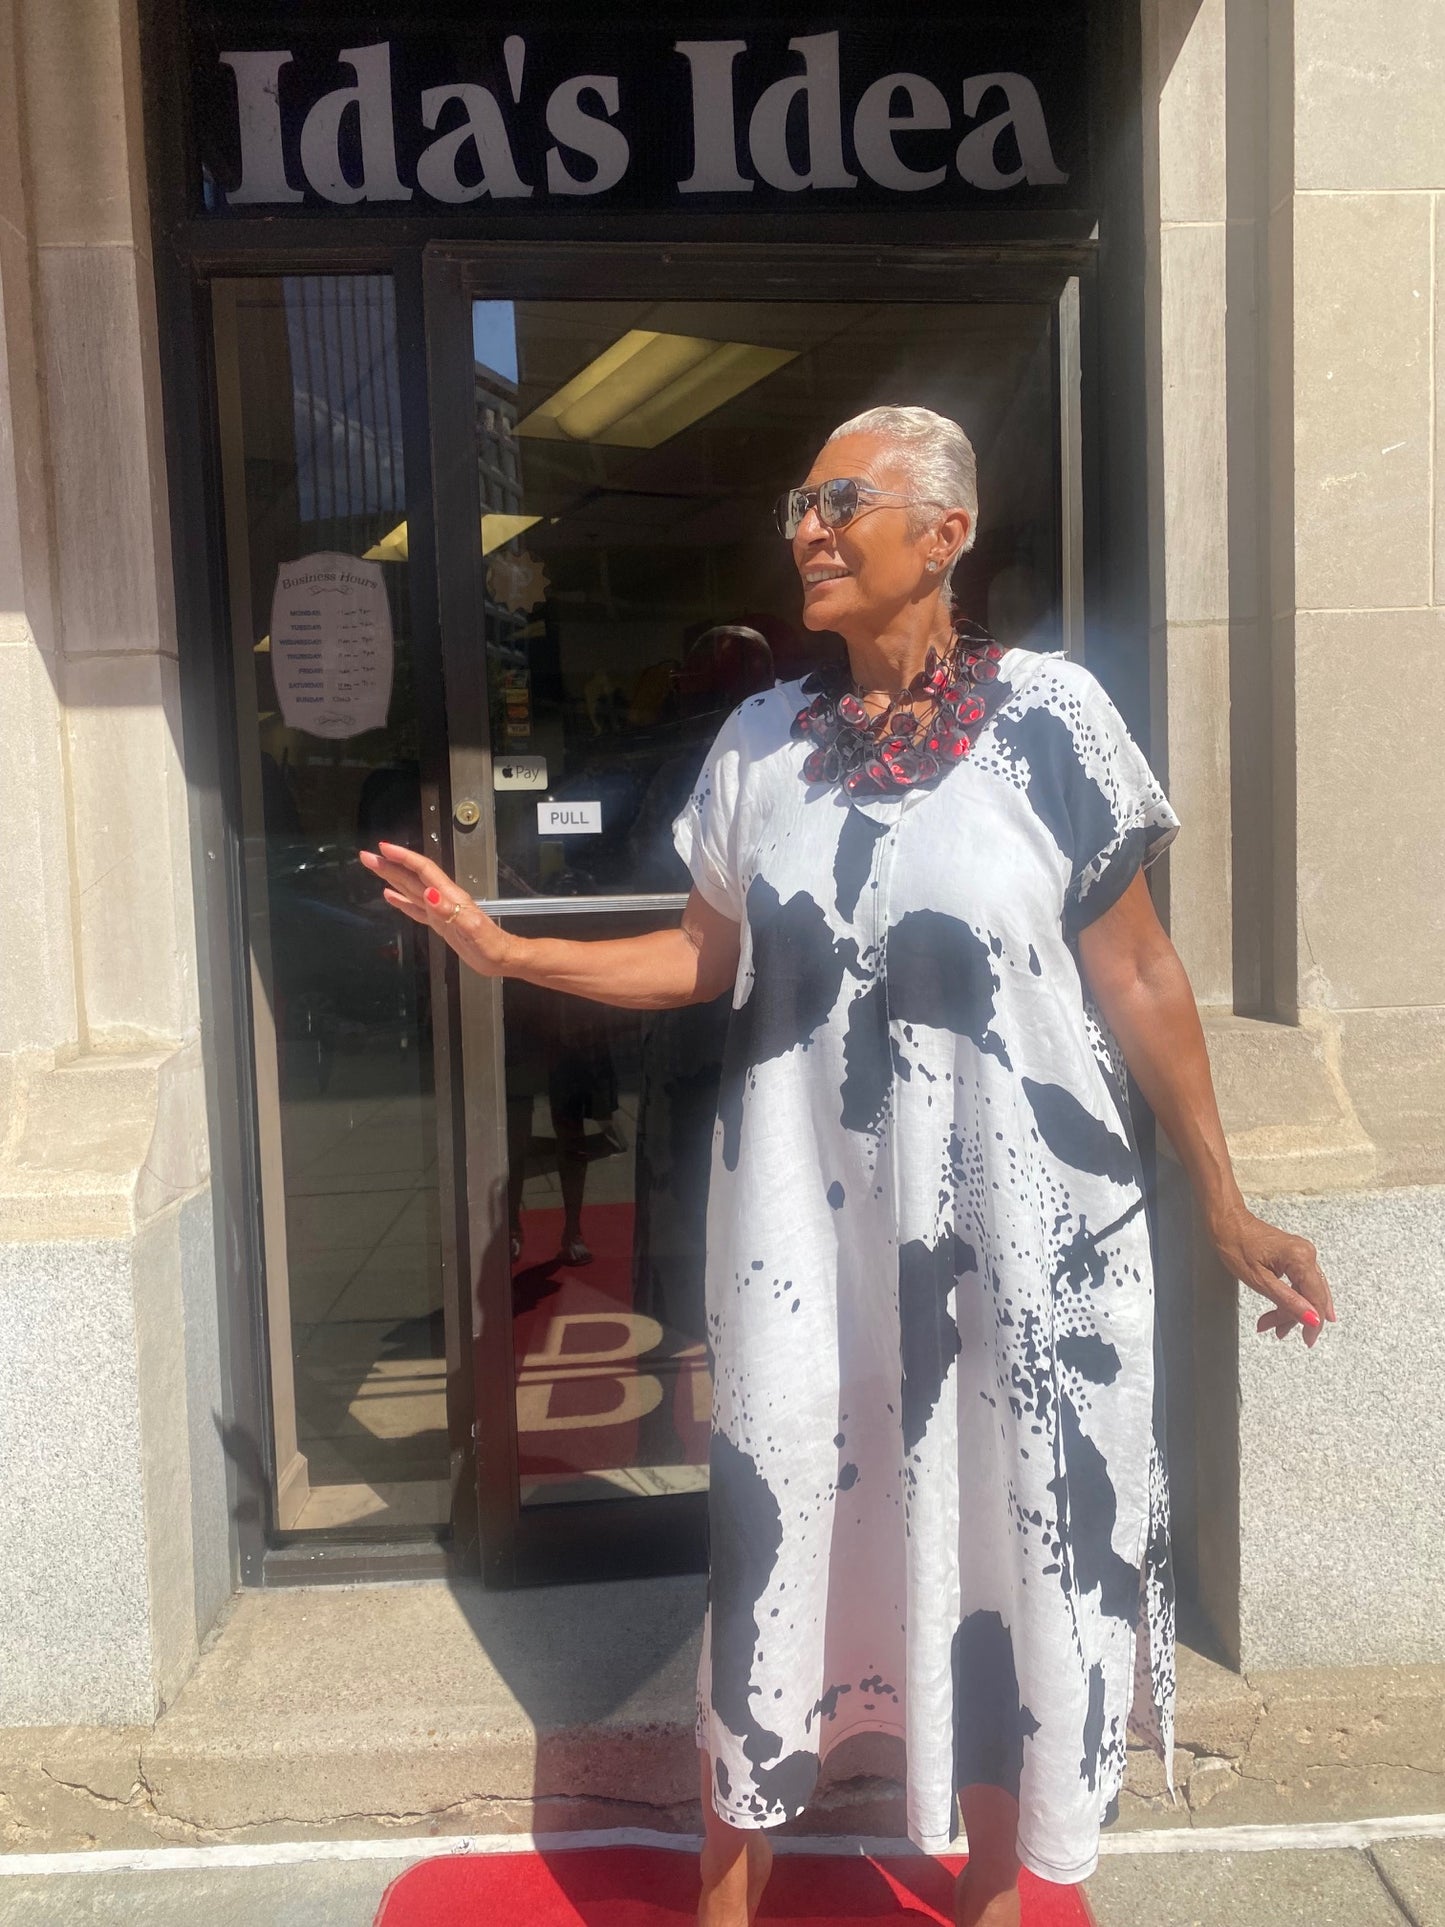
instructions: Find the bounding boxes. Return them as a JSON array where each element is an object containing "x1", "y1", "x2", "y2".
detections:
[{"x1": 671, "y1": 648, "x2": 1182, "y2": 1885}]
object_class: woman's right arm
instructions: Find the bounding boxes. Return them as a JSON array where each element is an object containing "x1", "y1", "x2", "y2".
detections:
[{"x1": 359, "y1": 840, "x2": 741, "y2": 1010}]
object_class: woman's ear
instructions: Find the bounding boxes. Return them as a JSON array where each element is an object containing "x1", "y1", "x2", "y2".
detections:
[{"x1": 935, "y1": 505, "x2": 971, "y2": 562}]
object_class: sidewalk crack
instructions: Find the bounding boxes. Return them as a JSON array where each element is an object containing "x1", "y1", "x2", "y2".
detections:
[
  {"x1": 37, "y1": 1766, "x2": 145, "y2": 1813},
  {"x1": 1367, "y1": 1843, "x2": 1426, "y2": 1927}
]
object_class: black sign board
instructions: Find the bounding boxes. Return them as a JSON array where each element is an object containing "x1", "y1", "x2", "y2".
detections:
[{"x1": 187, "y1": 9, "x2": 1091, "y2": 219}]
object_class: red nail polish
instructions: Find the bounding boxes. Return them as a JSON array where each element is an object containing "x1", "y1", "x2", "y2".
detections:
[
  {"x1": 1301, "y1": 1306, "x2": 1321, "y2": 1327},
  {"x1": 425, "y1": 886, "x2": 442, "y2": 906}
]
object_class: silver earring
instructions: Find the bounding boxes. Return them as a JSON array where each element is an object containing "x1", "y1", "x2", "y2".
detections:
[{"x1": 927, "y1": 559, "x2": 939, "y2": 573}]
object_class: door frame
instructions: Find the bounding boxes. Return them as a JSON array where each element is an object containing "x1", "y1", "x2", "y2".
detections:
[
  {"x1": 139, "y1": 0, "x2": 1151, "y2": 1590},
  {"x1": 423, "y1": 239, "x2": 1096, "y2": 1587}
]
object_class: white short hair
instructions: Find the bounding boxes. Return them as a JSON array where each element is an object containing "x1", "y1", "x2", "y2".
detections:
[{"x1": 825, "y1": 404, "x2": 979, "y2": 582}]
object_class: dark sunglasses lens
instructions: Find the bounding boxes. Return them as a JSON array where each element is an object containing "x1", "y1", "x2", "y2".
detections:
[
  {"x1": 820, "y1": 478, "x2": 860, "y2": 528},
  {"x1": 776, "y1": 487, "x2": 811, "y2": 538}
]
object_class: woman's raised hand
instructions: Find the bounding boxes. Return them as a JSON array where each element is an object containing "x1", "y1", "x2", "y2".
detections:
[
  {"x1": 364, "y1": 843, "x2": 740, "y2": 1012},
  {"x1": 359, "y1": 840, "x2": 516, "y2": 978}
]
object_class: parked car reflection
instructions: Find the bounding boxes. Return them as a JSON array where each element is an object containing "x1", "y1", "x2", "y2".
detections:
[{"x1": 261, "y1": 754, "x2": 432, "y2": 1097}]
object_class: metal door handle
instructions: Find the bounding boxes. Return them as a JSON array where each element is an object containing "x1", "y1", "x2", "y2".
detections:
[{"x1": 478, "y1": 893, "x2": 689, "y2": 918}]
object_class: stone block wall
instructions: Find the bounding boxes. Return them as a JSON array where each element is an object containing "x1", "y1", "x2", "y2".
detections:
[
  {"x1": 1143, "y1": 0, "x2": 1445, "y2": 1668},
  {"x1": 0, "y1": 0, "x2": 231, "y2": 1724}
]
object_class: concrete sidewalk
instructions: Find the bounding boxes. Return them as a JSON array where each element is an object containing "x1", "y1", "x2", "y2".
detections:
[
  {"x1": 0, "y1": 1856, "x2": 416, "y2": 1926},
  {"x1": 2, "y1": 1574, "x2": 1443, "y2": 1856},
  {"x1": 1085, "y1": 1836, "x2": 1445, "y2": 1924}
]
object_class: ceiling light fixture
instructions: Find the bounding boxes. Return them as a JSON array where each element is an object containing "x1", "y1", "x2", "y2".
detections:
[
  {"x1": 360, "y1": 512, "x2": 542, "y2": 565},
  {"x1": 517, "y1": 330, "x2": 796, "y2": 450},
  {"x1": 250, "y1": 513, "x2": 543, "y2": 642}
]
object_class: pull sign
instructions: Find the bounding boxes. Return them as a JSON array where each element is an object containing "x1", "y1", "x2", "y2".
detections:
[
  {"x1": 537, "y1": 799, "x2": 602, "y2": 835},
  {"x1": 494, "y1": 755, "x2": 548, "y2": 791}
]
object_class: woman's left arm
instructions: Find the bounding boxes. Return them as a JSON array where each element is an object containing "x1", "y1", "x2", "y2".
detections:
[{"x1": 1076, "y1": 870, "x2": 1338, "y2": 1348}]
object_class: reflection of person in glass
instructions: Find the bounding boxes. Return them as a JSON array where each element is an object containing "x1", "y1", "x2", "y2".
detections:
[
  {"x1": 625, "y1": 625, "x2": 777, "y2": 1465},
  {"x1": 504, "y1": 980, "x2": 625, "y2": 1268},
  {"x1": 362, "y1": 406, "x2": 1336, "y2": 1927}
]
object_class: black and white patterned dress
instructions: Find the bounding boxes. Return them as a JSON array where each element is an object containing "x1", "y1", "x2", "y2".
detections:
[{"x1": 671, "y1": 646, "x2": 1182, "y2": 1885}]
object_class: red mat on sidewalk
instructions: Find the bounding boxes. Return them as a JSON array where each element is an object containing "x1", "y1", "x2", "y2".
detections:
[{"x1": 373, "y1": 1845, "x2": 1097, "y2": 1925}]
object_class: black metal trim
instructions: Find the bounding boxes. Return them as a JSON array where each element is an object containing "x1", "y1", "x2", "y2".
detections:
[
  {"x1": 424, "y1": 250, "x2": 521, "y2": 1585},
  {"x1": 393, "y1": 257, "x2": 483, "y2": 1576},
  {"x1": 435, "y1": 235, "x2": 1087, "y2": 305},
  {"x1": 262, "y1": 1536, "x2": 451, "y2": 1588},
  {"x1": 143, "y1": 0, "x2": 277, "y2": 1587},
  {"x1": 1081, "y1": 0, "x2": 1150, "y2": 738},
  {"x1": 513, "y1": 1493, "x2": 709, "y2": 1590},
  {"x1": 176, "y1": 211, "x2": 1100, "y2": 273}
]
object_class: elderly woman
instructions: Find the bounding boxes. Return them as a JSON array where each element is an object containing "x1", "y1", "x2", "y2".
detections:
[{"x1": 361, "y1": 404, "x2": 1336, "y2": 1927}]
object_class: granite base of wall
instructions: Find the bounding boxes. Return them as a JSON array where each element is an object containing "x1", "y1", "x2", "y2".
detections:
[
  {"x1": 1235, "y1": 1185, "x2": 1445, "y2": 1670},
  {"x1": 0, "y1": 1187, "x2": 230, "y2": 1725},
  {"x1": 1156, "y1": 1170, "x2": 1443, "y2": 1674}
]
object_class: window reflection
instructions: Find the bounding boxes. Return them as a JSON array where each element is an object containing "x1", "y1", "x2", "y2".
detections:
[
  {"x1": 483, "y1": 297, "x2": 1063, "y2": 1505},
  {"x1": 219, "y1": 275, "x2": 446, "y2": 1533}
]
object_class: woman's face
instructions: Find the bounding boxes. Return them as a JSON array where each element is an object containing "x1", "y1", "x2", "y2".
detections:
[{"x1": 791, "y1": 431, "x2": 966, "y2": 634}]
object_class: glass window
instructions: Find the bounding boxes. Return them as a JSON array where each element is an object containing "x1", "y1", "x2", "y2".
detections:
[
  {"x1": 478, "y1": 298, "x2": 1062, "y2": 907},
  {"x1": 215, "y1": 276, "x2": 446, "y2": 1533},
  {"x1": 469, "y1": 296, "x2": 1063, "y2": 1508}
]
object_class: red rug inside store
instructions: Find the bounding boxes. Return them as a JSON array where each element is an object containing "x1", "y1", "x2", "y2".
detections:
[{"x1": 512, "y1": 1202, "x2": 709, "y2": 1484}]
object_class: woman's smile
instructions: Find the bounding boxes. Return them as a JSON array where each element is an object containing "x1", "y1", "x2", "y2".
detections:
[{"x1": 800, "y1": 562, "x2": 849, "y2": 589}]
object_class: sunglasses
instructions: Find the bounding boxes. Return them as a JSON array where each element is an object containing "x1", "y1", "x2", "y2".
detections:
[{"x1": 773, "y1": 478, "x2": 942, "y2": 540}]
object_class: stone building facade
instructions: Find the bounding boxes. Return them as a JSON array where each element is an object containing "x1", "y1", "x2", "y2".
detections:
[{"x1": 0, "y1": 0, "x2": 1440, "y2": 1732}]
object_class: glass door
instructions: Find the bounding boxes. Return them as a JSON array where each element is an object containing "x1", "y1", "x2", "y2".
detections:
[
  {"x1": 428, "y1": 251, "x2": 1082, "y2": 1583},
  {"x1": 214, "y1": 276, "x2": 449, "y2": 1539}
]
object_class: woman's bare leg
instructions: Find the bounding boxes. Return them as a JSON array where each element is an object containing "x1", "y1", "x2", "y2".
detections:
[
  {"x1": 954, "y1": 1784, "x2": 1022, "y2": 1927},
  {"x1": 697, "y1": 1750, "x2": 774, "y2": 1926},
  {"x1": 554, "y1": 1118, "x2": 591, "y2": 1257}
]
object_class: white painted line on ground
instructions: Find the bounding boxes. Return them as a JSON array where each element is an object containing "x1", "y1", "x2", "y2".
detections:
[
  {"x1": 2, "y1": 1813, "x2": 1443, "y2": 1879},
  {"x1": 1094, "y1": 1813, "x2": 1445, "y2": 1856}
]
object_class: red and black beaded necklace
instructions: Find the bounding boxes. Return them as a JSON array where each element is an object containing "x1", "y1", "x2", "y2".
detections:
[{"x1": 792, "y1": 617, "x2": 1009, "y2": 796}]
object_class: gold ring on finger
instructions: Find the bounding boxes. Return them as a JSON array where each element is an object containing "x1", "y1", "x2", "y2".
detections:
[{"x1": 444, "y1": 899, "x2": 465, "y2": 926}]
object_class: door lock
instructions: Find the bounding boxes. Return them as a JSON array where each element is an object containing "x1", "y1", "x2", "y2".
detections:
[{"x1": 453, "y1": 799, "x2": 482, "y2": 829}]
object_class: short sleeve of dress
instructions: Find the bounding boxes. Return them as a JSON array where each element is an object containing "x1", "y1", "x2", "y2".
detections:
[
  {"x1": 671, "y1": 704, "x2": 748, "y2": 923},
  {"x1": 1061, "y1": 666, "x2": 1181, "y2": 938}
]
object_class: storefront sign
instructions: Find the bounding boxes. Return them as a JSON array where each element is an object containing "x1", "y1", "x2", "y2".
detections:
[{"x1": 189, "y1": 14, "x2": 1088, "y2": 216}]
